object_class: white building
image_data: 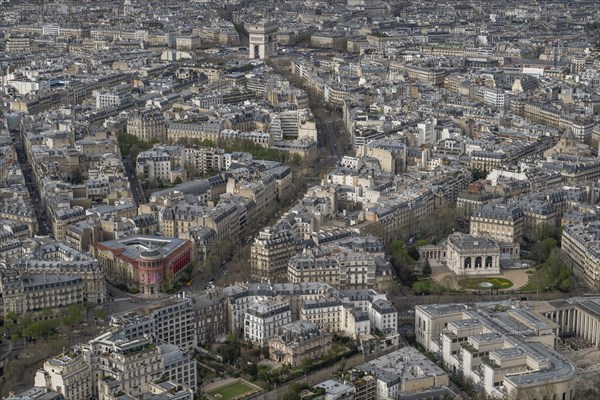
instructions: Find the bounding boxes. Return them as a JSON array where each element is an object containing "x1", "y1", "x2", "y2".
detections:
[
  {"x1": 34, "y1": 353, "x2": 92, "y2": 400},
  {"x1": 136, "y1": 149, "x2": 173, "y2": 183},
  {"x1": 244, "y1": 296, "x2": 291, "y2": 346},
  {"x1": 482, "y1": 87, "x2": 510, "y2": 109},
  {"x1": 96, "y1": 90, "x2": 132, "y2": 109},
  {"x1": 357, "y1": 347, "x2": 451, "y2": 400},
  {"x1": 416, "y1": 118, "x2": 436, "y2": 147},
  {"x1": 415, "y1": 302, "x2": 577, "y2": 400}
]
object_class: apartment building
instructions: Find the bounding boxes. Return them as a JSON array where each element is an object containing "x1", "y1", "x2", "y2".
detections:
[
  {"x1": 112, "y1": 296, "x2": 196, "y2": 351},
  {"x1": 251, "y1": 225, "x2": 298, "y2": 282},
  {"x1": 561, "y1": 222, "x2": 600, "y2": 290},
  {"x1": 191, "y1": 288, "x2": 227, "y2": 345},
  {"x1": 136, "y1": 146, "x2": 186, "y2": 184},
  {"x1": 52, "y1": 206, "x2": 86, "y2": 242},
  {"x1": 0, "y1": 268, "x2": 84, "y2": 318},
  {"x1": 158, "y1": 344, "x2": 197, "y2": 392},
  {"x1": 35, "y1": 338, "x2": 194, "y2": 400},
  {"x1": 95, "y1": 89, "x2": 132, "y2": 109},
  {"x1": 300, "y1": 298, "x2": 345, "y2": 334},
  {"x1": 244, "y1": 296, "x2": 292, "y2": 346},
  {"x1": 127, "y1": 108, "x2": 167, "y2": 142},
  {"x1": 228, "y1": 175, "x2": 277, "y2": 216},
  {"x1": 89, "y1": 337, "x2": 164, "y2": 399},
  {"x1": 0, "y1": 198, "x2": 38, "y2": 237},
  {"x1": 65, "y1": 221, "x2": 100, "y2": 252},
  {"x1": 223, "y1": 282, "x2": 334, "y2": 335},
  {"x1": 183, "y1": 147, "x2": 232, "y2": 175},
  {"x1": 34, "y1": 353, "x2": 92, "y2": 400},
  {"x1": 176, "y1": 36, "x2": 201, "y2": 50},
  {"x1": 470, "y1": 203, "x2": 524, "y2": 243},
  {"x1": 287, "y1": 247, "x2": 390, "y2": 290},
  {"x1": 362, "y1": 189, "x2": 435, "y2": 243},
  {"x1": 167, "y1": 120, "x2": 224, "y2": 143},
  {"x1": 0, "y1": 242, "x2": 106, "y2": 316},
  {"x1": 389, "y1": 63, "x2": 448, "y2": 86}
]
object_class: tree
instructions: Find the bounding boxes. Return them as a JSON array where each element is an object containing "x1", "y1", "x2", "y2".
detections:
[
  {"x1": 282, "y1": 392, "x2": 301, "y2": 400},
  {"x1": 245, "y1": 363, "x2": 258, "y2": 379},
  {"x1": 291, "y1": 153, "x2": 302, "y2": 166},
  {"x1": 412, "y1": 281, "x2": 430, "y2": 295},
  {"x1": 530, "y1": 237, "x2": 557, "y2": 264},
  {"x1": 471, "y1": 168, "x2": 487, "y2": 181},
  {"x1": 422, "y1": 259, "x2": 432, "y2": 277}
]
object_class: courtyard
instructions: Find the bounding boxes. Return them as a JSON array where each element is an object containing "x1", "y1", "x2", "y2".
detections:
[
  {"x1": 429, "y1": 260, "x2": 532, "y2": 292},
  {"x1": 205, "y1": 378, "x2": 261, "y2": 400}
]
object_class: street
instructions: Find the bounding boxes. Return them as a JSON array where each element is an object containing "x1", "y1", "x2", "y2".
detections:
[
  {"x1": 122, "y1": 157, "x2": 146, "y2": 206},
  {"x1": 8, "y1": 128, "x2": 50, "y2": 235}
]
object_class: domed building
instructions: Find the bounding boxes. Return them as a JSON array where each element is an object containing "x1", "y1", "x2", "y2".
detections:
[{"x1": 544, "y1": 128, "x2": 592, "y2": 159}]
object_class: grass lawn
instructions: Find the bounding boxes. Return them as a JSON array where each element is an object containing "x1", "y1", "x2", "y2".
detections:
[
  {"x1": 413, "y1": 279, "x2": 462, "y2": 295},
  {"x1": 207, "y1": 380, "x2": 258, "y2": 400},
  {"x1": 458, "y1": 277, "x2": 513, "y2": 290}
]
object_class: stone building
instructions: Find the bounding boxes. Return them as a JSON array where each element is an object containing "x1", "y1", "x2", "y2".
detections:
[
  {"x1": 470, "y1": 203, "x2": 524, "y2": 243},
  {"x1": 415, "y1": 301, "x2": 577, "y2": 400},
  {"x1": 561, "y1": 222, "x2": 600, "y2": 290},
  {"x1": 445, "y1": 233, "x2": 501, "y2": 275},
  {"x1": 127, "y1": 108, "x2": 167, "y2": 142},
  {"x1": 251, "y1": 224, "x2": 298, "y2": 282},
  {"x1": 268, "y1": 320, "x2": 332, "y2": 367},
  {"x1": 243, "y1": 296, "x2": 291, "y2": 346}
]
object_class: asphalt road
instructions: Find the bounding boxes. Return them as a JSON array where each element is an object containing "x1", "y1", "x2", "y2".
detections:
[
  {"x1": 9, "y1": 128, "x2": 50, "y2": 235},
  {"x1": 122, "y1": 157, "x2": 146, "y2": 205},
  {"x1": 104, "y1": 281, "x2": 171, "y2": 315}
]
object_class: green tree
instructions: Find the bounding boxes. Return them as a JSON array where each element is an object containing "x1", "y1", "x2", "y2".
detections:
[
  {"x1": 257, "y1": 368, "x2": 270, "y2": 383},
  {"x1": 530, "y1": 237, "x2": 557, "y2": 264},
  {"x1": 422, "y1": 259, "x2": 432, "y2": 277},
  {"x1": 407, "y1": 246, "x2": 420, "y2": 261},
  {"x1": 245, "y1": 363, "x2": 258, "y2": 379},
  {"x1": 291, "y1": 153, "x2": 302, "y2": 166},
  {"x1": 412, "y1": 281, "x2": 430, "y2": 295},
  {"x1": 282, "y1": 392, "x2": 301, "y2": 400}
]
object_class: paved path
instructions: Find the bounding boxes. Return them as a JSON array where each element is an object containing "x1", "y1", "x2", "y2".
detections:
[{"x1": 431, "y1": 262, "x2": 532, "y2": 291}]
